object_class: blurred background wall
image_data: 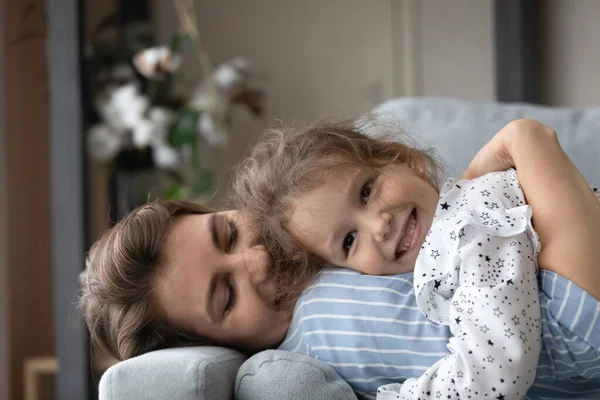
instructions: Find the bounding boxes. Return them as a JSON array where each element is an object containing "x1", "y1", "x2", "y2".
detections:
[
  {"x1": 154, "y1": 0, "x2": 399, "y2": 204},
  {"x1": 149, "y1": 0, "x2": 600, "y2": 206},
  {"x1": 541, "y1": 0, "x2": 600, "y2": 106},
  {"x1": 151, "y1": 0, "x2": 497, "y2": 205}
]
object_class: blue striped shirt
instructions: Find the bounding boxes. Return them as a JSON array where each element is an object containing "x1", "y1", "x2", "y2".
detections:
[{"x1": 279, "y1": 269, "x2": 600, "y2": 399}]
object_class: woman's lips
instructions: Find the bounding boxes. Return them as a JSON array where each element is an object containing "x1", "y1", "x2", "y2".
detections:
[{"x1": 395, "y1": 209, "x2": 419, "y2": 259}]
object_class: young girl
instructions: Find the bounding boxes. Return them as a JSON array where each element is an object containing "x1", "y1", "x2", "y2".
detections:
[{"x1": 232, "y1": 118, "x2": 600, "y2": 399}]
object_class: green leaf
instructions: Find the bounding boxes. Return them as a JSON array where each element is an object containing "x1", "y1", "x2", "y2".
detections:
[
  {"x1": 163, "y1": 184, "x2": 186, "y2": 200},
  {"x1": 167, "y1": 109, "x2": 201, "y2": 148},
  {"x1": 189, "y1": 141, "x2": 201, "y2": 169},
  {"x1": 192, "y1": 171, "x2": 215, "y2": 195},
  {"x1": 169, "y1": 32, "x2": 188, "y2": 53}
]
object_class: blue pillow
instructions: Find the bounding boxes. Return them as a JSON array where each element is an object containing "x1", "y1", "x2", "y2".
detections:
[
  {"x1": 235, "y1": 350, "x2": 358, "y2": 400},
  {"x1": 99, "y1": 347, "x2": 246, "y2": 400}
]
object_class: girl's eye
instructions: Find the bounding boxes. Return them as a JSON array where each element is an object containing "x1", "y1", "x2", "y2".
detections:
[
  {"x1": 224, "y1": 278, "x2": 236, "y2": 315},
  {"x1": 343, "y1": 231, "x2": 357, "y2": 253},
  {"x1": 226, "y1": 219, "x2": 238, "y2": 252},
  {"x1": 360, "y1": 180, "x2": 373, "y2": 204}
]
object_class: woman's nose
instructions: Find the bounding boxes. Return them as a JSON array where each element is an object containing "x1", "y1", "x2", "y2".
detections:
[
  {"x1": 367, "y1": 212, "x2": 392, "y2": 242},
  {"x1": 234, "y1": 244, "x2": 271, "y2": 286}
]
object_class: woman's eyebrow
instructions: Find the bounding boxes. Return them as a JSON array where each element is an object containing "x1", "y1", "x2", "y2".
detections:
[{"x1": 210, "y1": 213, "x2": 219, "y2": 250}]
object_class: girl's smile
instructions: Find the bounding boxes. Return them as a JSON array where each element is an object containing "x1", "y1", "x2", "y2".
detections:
[{"x1": 289, "y1": 163, "x2": 439, "y2": 275}]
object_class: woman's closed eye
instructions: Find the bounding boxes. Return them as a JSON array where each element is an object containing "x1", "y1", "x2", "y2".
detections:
[{"x1": 224, "y1": 277, "x2": 236, "y2": 316}]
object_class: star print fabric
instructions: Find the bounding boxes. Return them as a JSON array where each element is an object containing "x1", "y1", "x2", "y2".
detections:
[{"x1": 378, "y1": 169, "x2": 542, "y2": 400}]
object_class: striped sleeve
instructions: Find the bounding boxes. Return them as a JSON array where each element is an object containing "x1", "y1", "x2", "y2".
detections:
[
  {"x1": 278, "y1": 270, "x2": 453, "y2": 398},
  {"x1": 537, "y1": 270, "x2": 600, "y2": 381}
]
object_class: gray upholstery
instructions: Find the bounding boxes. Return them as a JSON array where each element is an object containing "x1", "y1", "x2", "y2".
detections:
[
  {"x1": 98, "y1": 347, "x2": 246, "y2": 400},
  {"x1": 98, "y1": 97, "x2": 600, "y2": 400},
  {"x1": 235, "y1": 350, "x2": 358, "y2": 400},
  {"x1": 375, "y1": 97, "x2": 600, "y2": 183}
]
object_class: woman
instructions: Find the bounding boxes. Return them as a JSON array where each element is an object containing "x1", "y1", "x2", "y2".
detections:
[
  {"x1": 79, "y1": 120, "x2": 600, "y2": 397},
  {"x1": 79, "y1": 202, "x2": 290, "y2": 360}
]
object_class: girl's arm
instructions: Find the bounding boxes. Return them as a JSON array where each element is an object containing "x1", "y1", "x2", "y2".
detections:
[{"x1": 463, "y1": 119, "x2": 600, "y2": 300}]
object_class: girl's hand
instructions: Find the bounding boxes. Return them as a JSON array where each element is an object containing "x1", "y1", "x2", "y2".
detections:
[{"x1": 461, "y1": 119, "x2": 552, "y2": 180}]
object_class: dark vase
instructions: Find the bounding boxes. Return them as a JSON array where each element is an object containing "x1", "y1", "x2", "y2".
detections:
[{"x1": 108, "y1": 147, "x2": 156, "y2": 223}]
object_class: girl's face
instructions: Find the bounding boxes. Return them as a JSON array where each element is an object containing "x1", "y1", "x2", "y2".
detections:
[
  {"x1": 153, "y1": 210, "x2": 291, "y2": 353},
  {"x1": 289, "y1": 163, "x2": 439, "y2": 275}
]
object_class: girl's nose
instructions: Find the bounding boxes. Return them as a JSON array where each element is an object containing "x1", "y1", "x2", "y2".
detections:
[{"x1": 367, "y1": 212, "x2": 392, "y2": 243}]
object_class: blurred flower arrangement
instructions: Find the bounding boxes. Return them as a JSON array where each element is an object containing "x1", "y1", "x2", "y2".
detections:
[{"x1": 86, "y1": 0, "x2": 265, "y2": 201}]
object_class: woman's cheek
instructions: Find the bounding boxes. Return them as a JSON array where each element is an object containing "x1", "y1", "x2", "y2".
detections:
[{"x1": 236, "y1": 296, "x2": 265, "y2": 331}]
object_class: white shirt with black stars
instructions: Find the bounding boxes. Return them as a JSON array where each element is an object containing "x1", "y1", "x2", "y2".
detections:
[{"x1": 377, "y1": 169, "x2": 542, "y2": 400}]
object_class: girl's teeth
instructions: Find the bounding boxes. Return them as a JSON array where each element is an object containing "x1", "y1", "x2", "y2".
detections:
[
  {"x1": 399, "y1": 236, "x2": 411, "y2": 252},
  {"x1": 397, "y1": 213, "x2": 417, "y2": 254}
]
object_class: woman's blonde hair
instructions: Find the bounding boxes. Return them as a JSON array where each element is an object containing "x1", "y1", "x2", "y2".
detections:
[
  {"x1": 79, "y1": 200, "x2": 213, "y2": 361},
  {"x1": 232, "y1": 118, "x2": 441, "y2": 309}
]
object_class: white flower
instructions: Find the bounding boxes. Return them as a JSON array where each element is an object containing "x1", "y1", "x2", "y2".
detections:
[
  {"x1": 132, "y1": 119, "x2": 154, "y2": 148},
  {"x1": 230, "y1": 56, "x2": 252, "y2": 70},
  {"x1": 152, "y1": 143, "x2": 180, "y2": 168},
  {"x1": 214, "y1": 64, "x2": 240, "y2": 88},
  {"x1": 111, "y1": 84, "x2": 149, "y2": 129},
  {"x1": 148, "y1": 107, "x2": 174, "y2": 132},
  {"x1": 95, "y1": 97, "x2": 125, "y2": 132},
  {"x1": 87, "y1": 124, "x2": 123, "y2": 162},
  {"x1": 189, "y1": 83, "x2": 228, "y2": 111},
  {"x1": 133, "y1": 46, "x2": 182, "y2": 80},
  {"x1": 95, "y1": 83, "x2": 149, "y2": 133},
  {"x1": 190, "y1": 88, "x2": 212, "y2": 110},
  {"x1": 147, "y1": 107, "x2": 180, "y2": 169},
  {"x1": 213, "y1": 57, "x2": 253, "y2": 90},
  {"x1": 198, "y1": 112, "x2": 227, "y2": 147},
  {"x1": 190, "y1": 57, "x2": 258, "y2": 116},
  {"x1": 90, "y1": 84, "x2": 179, "y2": 164}
]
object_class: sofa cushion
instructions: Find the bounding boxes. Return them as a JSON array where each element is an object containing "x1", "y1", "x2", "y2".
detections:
[
  {"x1": 375, "y1": 97, "x2": 600, "y2": 184},
  {"x1": 235, "y1": 350, "x2": 358, "y2": 400},
  {"x1": 99, "y1": 347, "x2": 246, "y2": 400}
]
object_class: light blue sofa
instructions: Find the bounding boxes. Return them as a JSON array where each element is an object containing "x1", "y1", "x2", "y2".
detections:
[{"x1": 98, "y1": 97, "x2": 600, "y2": 400}]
